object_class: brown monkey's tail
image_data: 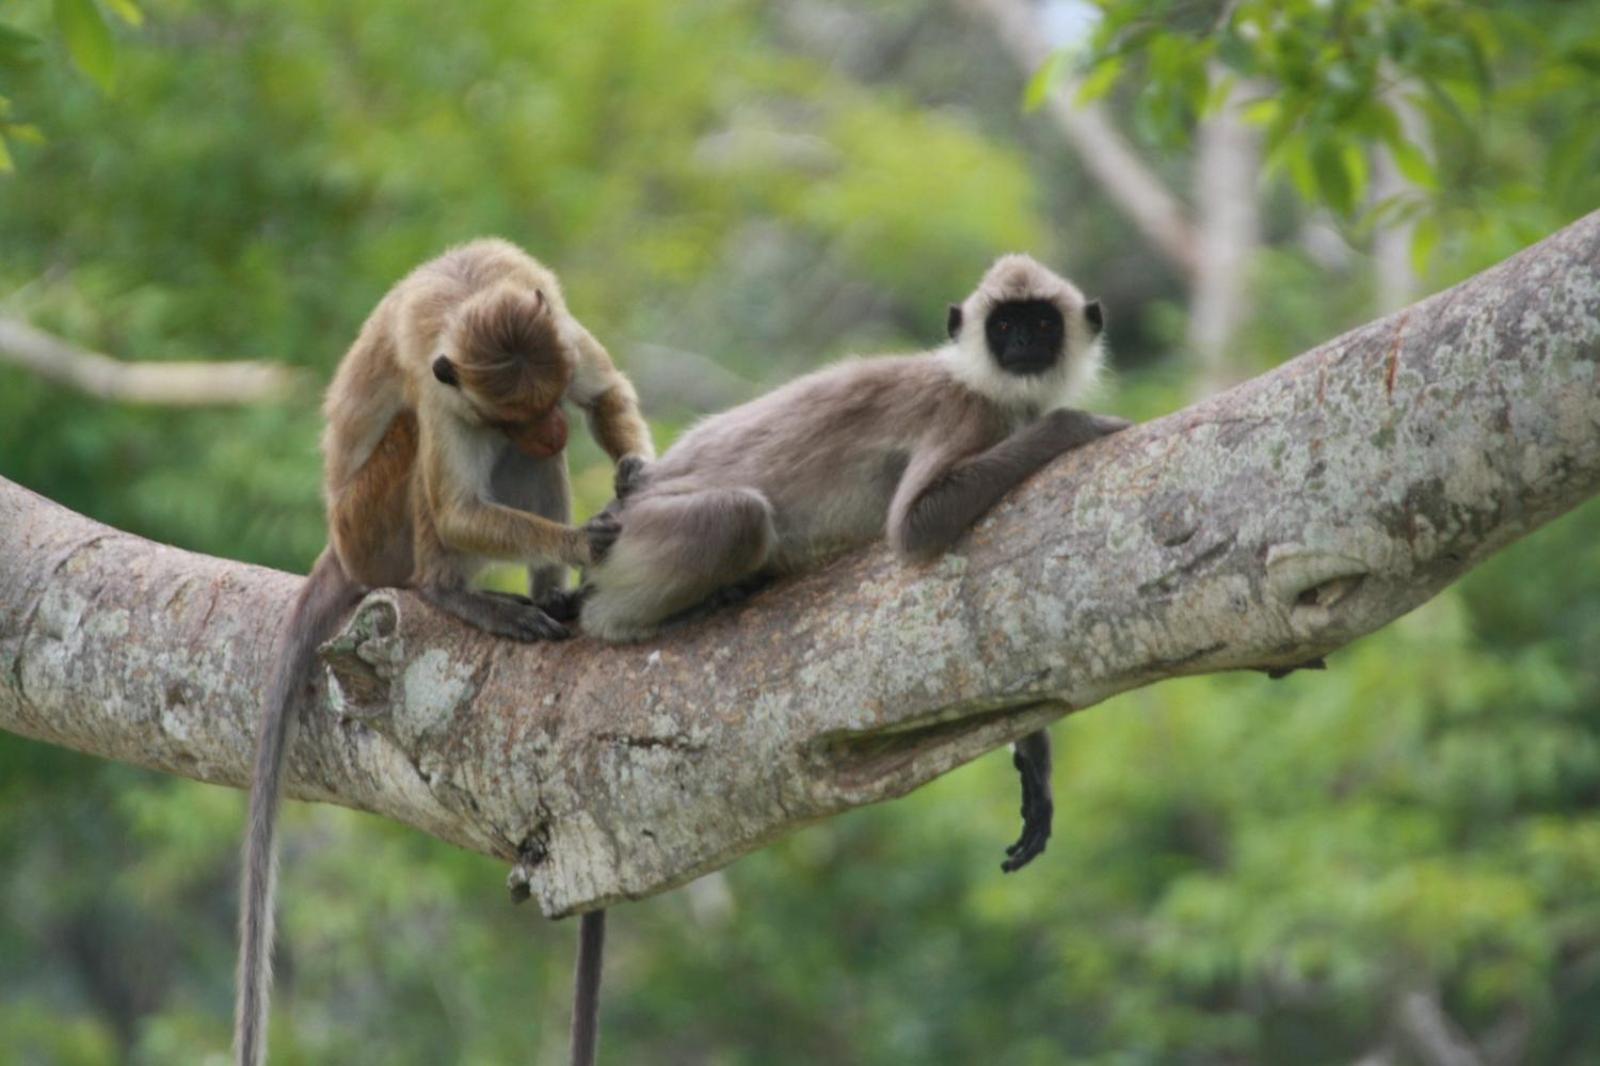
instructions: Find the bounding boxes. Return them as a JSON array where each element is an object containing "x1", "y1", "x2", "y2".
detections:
[
  {"x1": 235, "y1": 549, "x2": 363, "y2": 1066},
  {"x1": 570, "y1": 910, "x2": 608, "y2": 1066}
]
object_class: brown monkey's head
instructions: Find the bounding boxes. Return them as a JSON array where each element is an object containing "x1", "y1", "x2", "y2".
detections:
[
  {"x1": 942, "y1": 254, "x2": 1104, "y2": 411},
  {"x1": 432, "y1": 282, "x2": 576, "y2": 456}
]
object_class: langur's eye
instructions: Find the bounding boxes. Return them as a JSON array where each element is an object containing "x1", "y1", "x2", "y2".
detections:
[{"x1": 997, "y1": 321, "x2": 1008, "y2": 332}]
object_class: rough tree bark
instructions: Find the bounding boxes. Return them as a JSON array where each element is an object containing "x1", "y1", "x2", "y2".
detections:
[{"x1": 2, "y1": 212, "x2": 1599, "y2": 919}]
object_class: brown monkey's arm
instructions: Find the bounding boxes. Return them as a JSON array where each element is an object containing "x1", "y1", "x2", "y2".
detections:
[
  {"x1": 436, "y1": 496, "x2": 591, "y2": 569},
  {"x1": 570, "y1": 328, "x2": 656, "y2": 462},
  {"x1": 889, "y1": 409, "x2": 1129, "y2": 562}
]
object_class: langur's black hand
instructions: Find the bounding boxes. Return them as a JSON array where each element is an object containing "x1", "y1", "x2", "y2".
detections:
[
  {"x1": 614, "y1": 455, "x2": 651, "y2": 501},
  {"x1": 1002, "y1": 732, "x2": 1053, "y2": 873},
  {"x1": 1087, "y1": 413, "x2": 1134, "y2": 437},
  {"x1": 584, "y1": 511, "x2": 623, "y2": 564}
]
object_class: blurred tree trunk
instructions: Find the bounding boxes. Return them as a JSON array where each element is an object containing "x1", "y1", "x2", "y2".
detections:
[
  {"x1": 2, "y1": 212, "x2": 1599, "y2": 918},
  {"x1": 1371, "y1": 85, "x2": 1430, "y2": 313},
  {"x1": 1187, "y1": 72, "x2": 1262, "y2": 396}
]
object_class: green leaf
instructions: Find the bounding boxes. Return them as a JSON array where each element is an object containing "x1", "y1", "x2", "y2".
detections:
[
  {"x1": 0, "y1": 131, "x2": 12, "y2": 173},
  {"x1": 0, "y1": 21, "x2": 42, "y2": 67},
  {"x1": 1312, "y1": 138, "x2": 1354, "y2": 215},
  {"x1": 1341, "y1": 142, "x2": 1369, "y2": 208},
  {"x1": 1385, "y1": 135, "x2": 1436, "y2": 191},
  {"x1": 54, "y1": 0, "x2": 116, "y2": 92},
  {"x1": 1267, "y1": 136, "x2": 1319, "y2": 205},
  {"x1": 1411, "y1": 213, "x2": 1440, "y2": 277},
  {"x1": 1074, "y1": 55, "x2": 1123, "y2": 107},
  {"x1": 1240, "y1": 97, "x2": 1280, "y2": 127},
  {"x1": 102, "y1": 0, "x2": 143, "y2": 28},
  {"x1": 1200, "y1": 71, "x2": 1238, "y2": 119},
  {"x1": 1023, "y1": 50, "x2": 1069, "y2": 113}
]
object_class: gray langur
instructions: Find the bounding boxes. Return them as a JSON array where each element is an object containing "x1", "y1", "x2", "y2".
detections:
[{"x1": 578, "y1": 253, "x2": 1129, "y2": 871}]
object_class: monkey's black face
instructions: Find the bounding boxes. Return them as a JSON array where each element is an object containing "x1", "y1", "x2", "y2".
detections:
[{"x1": 985, "y1": 299, "x2": 1065, "y2": 376}]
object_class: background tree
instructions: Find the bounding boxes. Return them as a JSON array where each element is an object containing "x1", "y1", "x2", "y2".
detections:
[{"x1": 3, "y1": 1, "x2": 1600, "y2": 1063}]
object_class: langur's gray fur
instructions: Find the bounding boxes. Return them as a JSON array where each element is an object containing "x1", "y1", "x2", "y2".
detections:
[
  {"x1": 577, "y1": 254, "x2": 1126, "y2": 872},
  {"x1": 579, "y1": 253, "x2": 1122, "y2": 642}
]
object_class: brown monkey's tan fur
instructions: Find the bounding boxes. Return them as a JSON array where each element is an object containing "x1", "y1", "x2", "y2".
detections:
[{"x1": 235, "y1": 239, "x2": 652, "y2": 1066}]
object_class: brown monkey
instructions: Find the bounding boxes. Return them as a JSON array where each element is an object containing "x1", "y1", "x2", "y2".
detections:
[
  {"x1": 235, "y1": 239, "x2": 652, "y2": 1066},
  {"x1": 579, "y1": 253, "x2": 1127, "y2": 871}
]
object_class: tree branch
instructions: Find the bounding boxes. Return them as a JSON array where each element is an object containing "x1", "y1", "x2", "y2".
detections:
[
  {"x1": 0, "y1": 315, "x2": 307, "y2": 406},
  {"x1": 3, "y1": 212, "x2": 1599, "y2": 918}
]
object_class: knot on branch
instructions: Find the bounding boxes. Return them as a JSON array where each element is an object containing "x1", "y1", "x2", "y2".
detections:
[
  {"x1": 321, "y1": 592, "x2": 404, "y2": 721},
  {"x1": 1265, "y1": 543, "x2": 1374, "y2": 635}
]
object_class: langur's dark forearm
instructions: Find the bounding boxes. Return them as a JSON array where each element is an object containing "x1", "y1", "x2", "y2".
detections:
[{"x1": 897, "y1": 411, "x2": 1114, "y2": 559}]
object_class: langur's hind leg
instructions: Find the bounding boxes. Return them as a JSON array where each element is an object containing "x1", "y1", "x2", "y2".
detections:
[{"x1": 580, "y1": 487, "x2": 776, "y2": 641}]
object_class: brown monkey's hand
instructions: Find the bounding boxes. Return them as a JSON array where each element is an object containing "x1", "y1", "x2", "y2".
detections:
[
  {"x1": 582, "y1": 510, "x2": 623, "y2": 565},
  {"x1": 614, "y1": 455, "x2": 651, "y2": 501}
]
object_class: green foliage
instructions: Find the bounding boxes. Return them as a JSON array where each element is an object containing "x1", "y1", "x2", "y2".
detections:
[
  {"x1": 0, "y1": 0, "x2": 140, "y2": 169},
  {"x1": 1051, "y1": 0, "x2": 1600, "y2": 284},
  {"x1": 53, "y1": 0, "x2": 117, "y2": 91}
]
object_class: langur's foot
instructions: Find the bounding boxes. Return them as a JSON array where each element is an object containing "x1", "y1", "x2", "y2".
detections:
[{"x1": 1001, "y1": 732, "x2": 1053, "y2": 873}]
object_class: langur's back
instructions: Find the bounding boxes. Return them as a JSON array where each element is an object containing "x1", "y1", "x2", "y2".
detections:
[
  {"x1": 654, "y1": 355, "x2": 965, "y2": 490},
  {"x1": 647, "y1": 354, "x2": 1002, "y2": 557}
]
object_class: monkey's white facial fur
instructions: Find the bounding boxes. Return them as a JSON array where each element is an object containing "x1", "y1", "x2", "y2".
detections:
[{"x1": 940, "y1": 254, "x2": 1104, "y2": 411}]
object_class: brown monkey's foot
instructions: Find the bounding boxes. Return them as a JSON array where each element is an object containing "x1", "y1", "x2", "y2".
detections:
[
  {"x1": 484, "y1": 589, "x2": 535, "y2": 606},
  {"x1": 421, "y1": 587, "x2": 571, "y2": 641},
  {"x1": 487, "y1": 587, "x2": 588, "y2": 624},
  {"x1": 614, "y1": 455, "x2": 652, "y2": 500},
  {"x1": 1001, "y1": 730, "x2": 1053, "y2": 873}
]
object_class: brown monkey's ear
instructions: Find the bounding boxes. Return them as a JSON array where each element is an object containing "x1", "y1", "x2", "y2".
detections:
[
  {"x1": 432, "y1": 355, "x2": 460, "y2": 387},
  {"x1": 1084, "y1": 300, "x2": 1104, "y2": 335},
  {"x1": 947, "y1": 304, "x2": 963, "y2": 339}
]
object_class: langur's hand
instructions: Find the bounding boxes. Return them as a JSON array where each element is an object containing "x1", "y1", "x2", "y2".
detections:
[
  {"x1": 1039, "y1": 408, "x2": 1133, "y2": 454},
  {"x1": 614, "y1": 455, "x2": 651, "y2": 501},
  {"x1": 583, "y1": 510, "x2": 623, "y2": 565},
  {"x1": 1085, "y1": 413, "x2": 1133, "y2": 438}
]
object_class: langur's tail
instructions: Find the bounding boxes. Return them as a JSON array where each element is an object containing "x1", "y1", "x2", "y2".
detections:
[{"x1": 235, "y1": 549, "x2": 362, "y2": 1066}]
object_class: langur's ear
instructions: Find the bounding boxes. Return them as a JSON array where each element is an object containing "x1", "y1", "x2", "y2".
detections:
[
  {"x1": 1083, "y1": 300, "x2": 1104, "y2": 335},
  {"x1": 947, "y1": 304, "x2": 963, "y2": 340},
  {"x1": 432, "y1": 354, "x2": 460, "y2": 387}
]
